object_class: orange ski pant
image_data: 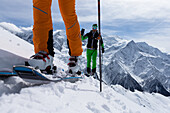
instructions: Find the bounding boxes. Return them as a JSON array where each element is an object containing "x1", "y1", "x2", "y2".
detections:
[{"x1": 33, "y1": 0, "x2": 83, "y2": 56}]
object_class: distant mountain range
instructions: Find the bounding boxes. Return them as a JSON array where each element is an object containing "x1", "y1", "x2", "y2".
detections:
[{"x1": 103, "y1": 38, "x2": 170, "y2": 96}]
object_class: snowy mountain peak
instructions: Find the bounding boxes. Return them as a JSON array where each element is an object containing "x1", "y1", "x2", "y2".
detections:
[
  {"x1": 124, "y1": 40, "x2": 139, "y2": 52},
  {"x1": 126, "y1": 40, "x2": 136, "y2": 46},
  {"x1": 104, "y1": 39, "x2": 170, "y2": 96}
]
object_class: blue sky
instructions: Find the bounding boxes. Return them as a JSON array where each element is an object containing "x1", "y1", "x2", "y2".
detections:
[{"x1": 0, "y1": 0, "x2": 170, "y2": 53}]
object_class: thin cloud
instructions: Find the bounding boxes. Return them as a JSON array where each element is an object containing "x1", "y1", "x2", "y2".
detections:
[
  {"x1": 131, "y1": 26, "x2": 170, "y2": 53},
  {"x1": 0, "y1": 0, "x2": 170, "y2": 53}
]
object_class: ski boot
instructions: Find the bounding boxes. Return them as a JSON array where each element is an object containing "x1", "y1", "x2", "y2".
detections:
[
  {"x1": 91, "y1": 68, "x2": 99, "y2": 79},
  {"x1": 27, "y1": 51, "x2": 56, "y2": 74},
  {"x1": 67, "y1": 56, "x2": 81, "y2": 76},
  {"x1": 85, "y1": 67, "x2": 91, "y2": 77}
]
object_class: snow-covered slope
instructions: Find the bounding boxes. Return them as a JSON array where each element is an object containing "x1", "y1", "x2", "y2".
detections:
[
  {"x1": 0, "y1": 24, "x2": 34, "y2": 71},
  {"x1": 0, "y1": 22, "x2": 68, "y2": 71},
  {"x1": 1, "y1": 22, "x2": 170, "y2": 96},
  {"x1": 0, "y1": 26, "x2": 34, "y2": 58},
  {"x1": 0, "y1": 22, "x2": 66, "y2": 52},
  {"x1": 0, "y1": 49, "x2": 27, "y2": 71},
  {"x1": 0, "y1": 22, "x2": 170, "y2": 113},
  {"x1": 0, "y1": 77, "x2": 170, "y2": 113}
]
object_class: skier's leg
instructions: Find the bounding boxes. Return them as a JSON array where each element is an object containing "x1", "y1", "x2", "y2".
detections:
[
  {"x1": 28, "y1": 0, "x2": 54, "y2": 71},
  {"x1": 86, "y1": 49, "x2": 92, "y2": 74},
  {"x1": 92, "y1": 50, "x2": 97, "y2": 74},
  {"x1": 58, "y1": 0, "x2": 83, "y2": 75},
  {"x1": 58, "y1": 0, "x2": 83, "y2": 56},
  {"x1": 33, "y1": 0, "x2": 54, "y2": 56}
]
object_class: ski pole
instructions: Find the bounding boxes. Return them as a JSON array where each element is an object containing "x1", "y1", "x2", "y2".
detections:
[
  {"x1": 102, "y1": 53, "x2": 103, "y2": 66},
  {"x1": 98, "y1": 0, "x2": 102, "y2": 92}
]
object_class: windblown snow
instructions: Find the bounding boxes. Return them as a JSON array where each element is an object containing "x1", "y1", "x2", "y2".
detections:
[{"x1": 0, "y1": 22, "x2": 170, "y2": 113}]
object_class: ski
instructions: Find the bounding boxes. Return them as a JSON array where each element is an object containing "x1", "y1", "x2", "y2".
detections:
[
  {"x1": 13, "y1": 65, "x2": 83, "y2": 84},
  {"x1": 0, "y1": 71, "x2": 17, "y2": 79}
]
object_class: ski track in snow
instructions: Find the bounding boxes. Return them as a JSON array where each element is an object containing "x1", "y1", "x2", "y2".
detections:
[{"x1": 0, "y1": 22, "x2": 170, "y2": 113}]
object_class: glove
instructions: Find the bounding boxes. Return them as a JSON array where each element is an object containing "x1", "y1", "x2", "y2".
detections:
[
  {"x1": 81, "y1": 28, "x2": 85, "y2": 36},
  {"x1": 102, "y1": 47, "x2": 105, "y2": 53},
  {"x1": 96, "y1": 34, "x2": 101, "y2": 40},
  {"x1": 96, "y1": 36, "x2": 100, "y2": 40}
]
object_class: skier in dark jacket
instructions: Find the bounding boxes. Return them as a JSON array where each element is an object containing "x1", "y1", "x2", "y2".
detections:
[{"x1": 81, "y1": 24, "x2": 104, "y2": 76}]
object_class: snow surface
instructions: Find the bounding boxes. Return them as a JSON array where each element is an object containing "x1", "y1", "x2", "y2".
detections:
[
  {"x1": 0, "y1": 23, "x2": 170, "y2": 113},
  {"x1": 1, "y1": 77, "x2": 170, "y2": 113},
  {"x1": 0, "y1": 27, "x2": 34, "y2": 58}
]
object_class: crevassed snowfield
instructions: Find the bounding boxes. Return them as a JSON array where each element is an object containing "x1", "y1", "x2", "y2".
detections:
[{"x1": 0, "y1": 25, "x2": 170, "y2": 113}]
